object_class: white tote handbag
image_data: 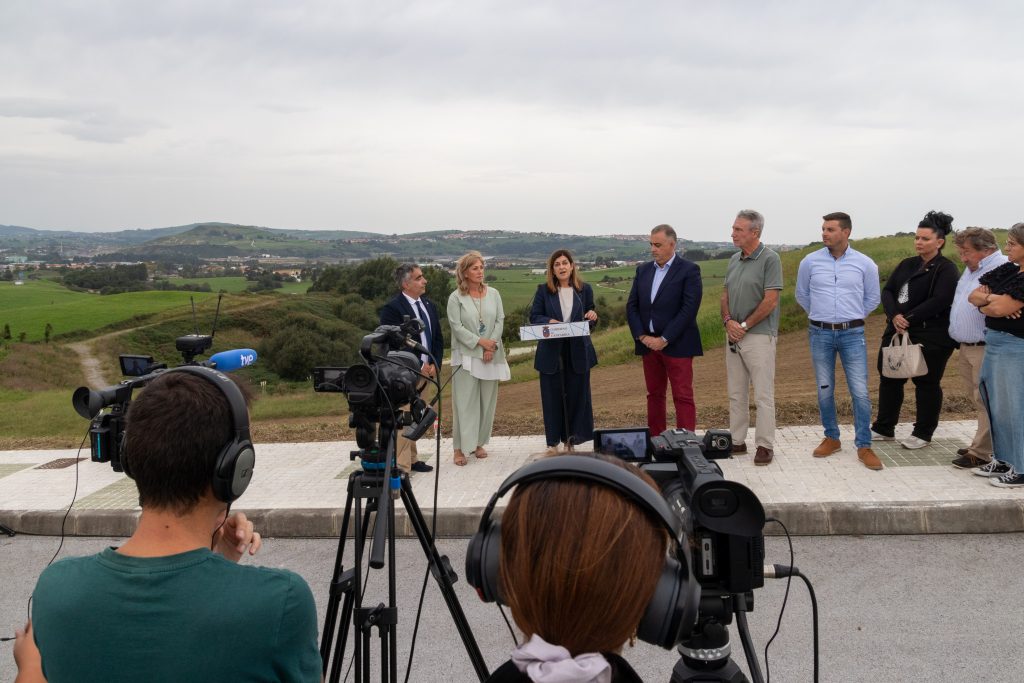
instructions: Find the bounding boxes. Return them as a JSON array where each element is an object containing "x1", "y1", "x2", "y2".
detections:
[{"x1": 881, "y1": 332, "x2": 928, "y2": 379}]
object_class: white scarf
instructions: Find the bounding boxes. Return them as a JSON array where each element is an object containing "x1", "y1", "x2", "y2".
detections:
[{"x1": 511, "y1": 634, "x2": 612, "y2": 683}]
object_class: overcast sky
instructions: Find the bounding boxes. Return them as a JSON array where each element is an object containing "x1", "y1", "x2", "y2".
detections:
[{"x1": 2, "y1": 1, "x2": 1022, "y2": 243}]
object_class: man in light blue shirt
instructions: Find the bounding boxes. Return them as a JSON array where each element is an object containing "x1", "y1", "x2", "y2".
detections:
[
  {"x1": 796, "y1": 212, "x2": 882, "y2": 470},
  {"x1": 948, "y1": 227, "x2": 1007, "y2": 469}
]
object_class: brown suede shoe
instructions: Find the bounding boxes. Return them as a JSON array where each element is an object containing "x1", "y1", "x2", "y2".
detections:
[
  {"x1": 754, "y1": 446, "x2": 774, "y2": 466},
  {"x1": 812, "y1": 437, "x2": 841, "y2": 457},
  {"x1": 732, "y1": 443, "x2": 748, "y2": 454},
  {"x1": 858, "y1": 447, "x2": 884, "y2": 470}
]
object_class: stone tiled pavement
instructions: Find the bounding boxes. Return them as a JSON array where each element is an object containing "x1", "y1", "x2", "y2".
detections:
[{"x1": 3, "y1": 420, "x2": 1023, "y2": 537}]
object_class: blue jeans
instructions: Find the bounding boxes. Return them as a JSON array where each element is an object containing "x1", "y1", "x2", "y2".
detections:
[
  {"x1": 979, "y1": 329, "x2": 1024, "y2": 473},
  {"x1": 809, "y1": 325, "x2": 872, "y2": 447}
]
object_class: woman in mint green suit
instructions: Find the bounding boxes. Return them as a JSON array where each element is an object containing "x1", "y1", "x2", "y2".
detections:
[{"x1": 447, "y1": 251, "x2": 510, "y2": 466}]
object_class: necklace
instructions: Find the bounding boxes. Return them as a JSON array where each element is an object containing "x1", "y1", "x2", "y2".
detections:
[{"x1": 471, "y1": 288, "x2": 485, "y2": 334}]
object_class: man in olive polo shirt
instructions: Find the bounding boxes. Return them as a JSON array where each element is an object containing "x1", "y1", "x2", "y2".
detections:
[{"x1": 720, "y1": 210, "x2": 783, "y2": 465}]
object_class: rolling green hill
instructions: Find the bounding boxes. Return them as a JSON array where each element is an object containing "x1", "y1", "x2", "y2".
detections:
[{"x1": 1, "y1": 230, "x2": 1011, "y2": 447}]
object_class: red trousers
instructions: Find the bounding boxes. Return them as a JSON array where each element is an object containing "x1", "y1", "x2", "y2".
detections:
[{"x1": 642, "y1": 351, "x2": 695, "y2": 434}]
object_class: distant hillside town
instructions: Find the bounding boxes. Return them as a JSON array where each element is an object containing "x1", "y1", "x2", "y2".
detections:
[{"x1": 1, "y1": 222, "x2": 778, "y2": 281}]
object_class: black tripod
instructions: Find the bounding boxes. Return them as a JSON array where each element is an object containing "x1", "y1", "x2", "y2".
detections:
[
  {"x1": 319, "y1": 423, "x2": 489, "y2": 683},
  {"x1": 672, "y1": 592, "x2": 764, "y2": 683}
]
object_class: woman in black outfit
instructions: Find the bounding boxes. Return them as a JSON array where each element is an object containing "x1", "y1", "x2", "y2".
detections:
[
  {"x1": 871, "y1": 211, "x2": 960, "y2": 449},
  {"x1": 529, "y1": 249, "x2": 598, "y2": 455},
  {"x1": 969, "y1": 222, "x2": 1024, "y2": 486}
]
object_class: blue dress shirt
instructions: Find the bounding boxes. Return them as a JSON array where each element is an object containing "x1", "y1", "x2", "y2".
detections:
[{"x1": 795, "y1": 246, "x2": 880, "y2": 322}]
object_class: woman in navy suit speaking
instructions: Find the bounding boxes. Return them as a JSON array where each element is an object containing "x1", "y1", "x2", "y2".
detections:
[{"x1": 529, "y1": 249, "x2": 599, "y2": 456}]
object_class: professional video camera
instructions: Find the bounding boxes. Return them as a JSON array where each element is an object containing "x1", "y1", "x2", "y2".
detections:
[
  {"x1": 313, "y1": 318, "x2": 489, "y2": 682},
  {"x1": 70, "y1": 296, "x2": 257, "y2": 472},
  {"x1": 312, "y1": 317, "x2": 436, "y2": 455},
  {"x1": 596, "y1": 427, "x2": 766, "y2": 681}
]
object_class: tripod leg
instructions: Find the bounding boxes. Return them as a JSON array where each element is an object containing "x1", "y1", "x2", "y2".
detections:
[
  {"x1": 321, "y1": 476, "x2": 356, "y2": 667},
  {"x1": 734, "y1": 607, "x2": 765, "y2": 683},
  {"x1": 399, "y1": 479, "x2": 490, "y2": 681},
  {"x1": 323, "y1": 471, "x2": 380, "y2": 683}
]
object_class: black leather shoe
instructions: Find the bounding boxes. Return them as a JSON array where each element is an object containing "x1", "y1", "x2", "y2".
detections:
[
  {"x1": 411, "y1": 461, "x2": 434, "y2": 473},
  {"x1": 731, "y1": 443, "x2": 747, "y2": 454},
  {"x1": 956, "y1": 447, "x2": 970, "y2": 456}
]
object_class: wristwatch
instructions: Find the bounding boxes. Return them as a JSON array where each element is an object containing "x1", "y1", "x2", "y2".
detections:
[{"x1": 740, "y1": 321, "x2": 748, "y2": 330}]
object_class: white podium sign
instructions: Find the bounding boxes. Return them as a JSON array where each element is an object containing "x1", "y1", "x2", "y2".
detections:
[{"x1": 519, "y1": 322, "x2": 591, "y2": 342}]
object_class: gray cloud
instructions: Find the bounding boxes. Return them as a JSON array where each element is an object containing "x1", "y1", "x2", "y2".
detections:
[
  {"x1": 0, "y1": 97, "x2": 159, "y2": 143},
  {"x1": 1, "y1": 1, "x2": 1023, "y2": 236}
]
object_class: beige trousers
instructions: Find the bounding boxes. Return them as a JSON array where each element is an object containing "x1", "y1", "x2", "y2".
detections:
[
  {"x1": 395, "y1": 426, "x2": 419, "y2": 473},
  {"x1": 957, "y1": 344, "x2": 993, "y2": 460},
  {"x1": 726, "y1": 333, "x2": 777, "y2": 450}
]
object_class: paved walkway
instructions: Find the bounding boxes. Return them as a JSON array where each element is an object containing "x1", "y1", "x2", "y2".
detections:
[{"x1": 2, "y1": 420, "x2": 1023, "y2": 537}]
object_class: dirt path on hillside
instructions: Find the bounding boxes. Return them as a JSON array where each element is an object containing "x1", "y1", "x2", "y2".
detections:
[{"x1": 67, "y1": 299, "x2": 279, "y2": 388}]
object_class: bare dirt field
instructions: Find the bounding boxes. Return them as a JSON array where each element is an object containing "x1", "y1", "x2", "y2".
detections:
[{"x1": 252, "y1": 316, "x2": 978, "y2": 445}]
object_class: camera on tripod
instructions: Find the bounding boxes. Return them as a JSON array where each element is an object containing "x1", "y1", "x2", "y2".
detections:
[
  {"x1": 312, "y1": 318, "x2": 436, "y2": 457},
  {"x1": 70, "y1": 296, "x2": 256, "y2": 472},
  {"x1": 595, "y1": 427, "x2": 767, "y2": 680}
]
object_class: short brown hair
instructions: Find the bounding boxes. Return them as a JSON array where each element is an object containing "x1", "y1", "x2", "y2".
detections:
[
  {"x1": 544, "y1": 249, "x2": 583, "y2": 294},
  {"x1": 498, "y1": 457, "x2": 667, "y2": 655},
  {"x1": 954, "y1": 227, "x2": 998, "y2": 252},
  {"x1": 455, "y1": 251, "x2": 484, "y2": 295},
  {"x1": 822, "y1": 212, "x2": 852, "y2": 231},
  {"x1": 651, "y1": 224, "x2": 677, "y2": 242},
  {"x1": 123, "y1": 372, "x2": 251, "y2": 513}
]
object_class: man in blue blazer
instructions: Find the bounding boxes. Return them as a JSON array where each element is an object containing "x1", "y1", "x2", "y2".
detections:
[
  {"x1": 379, "y1": 263, "x2": 445, "y2": 473},
  {"x1": 626, "y1": 224, "x2": 703, "y2": 435}
]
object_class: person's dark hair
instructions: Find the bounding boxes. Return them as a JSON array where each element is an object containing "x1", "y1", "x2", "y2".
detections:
[
  {"x1": 822, "y1": 212, "x2": 852, "y2": 231},
  {"x1": 918, "y1": 211, "x2": 954, "y2": 248},
  {"x1": 394, "y1": 262, "x2": 420, "y2": 291},
  {"x1": 954, "y1": 227, "x2": 998, "y2": 252},
  {"x1": 123, "y1": 372, "x2": 252, "y2": 513},
  {"x1": 651, "y1": 224, "x2": 677, "y2": 242},
  {"x1": 544, "y1": 249, "x2": 583, "y2": 294},
  {"x1": 498, "y1": 455, "x2": 667, "y2": 656}
]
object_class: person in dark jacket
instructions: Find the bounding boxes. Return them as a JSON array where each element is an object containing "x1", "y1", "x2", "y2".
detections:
[
  {"x1": 626, "y1": 224, "x2": 703, "y2": 433},
  {"x1": 379, "y1": 262, "x2": 445, "y2": 473},
  {"x1": 871, "y1": 211, "x2": 960, "y2": 449},
  {"x1": 529, "y1": 249, "x2": 598, "y2": 455}
]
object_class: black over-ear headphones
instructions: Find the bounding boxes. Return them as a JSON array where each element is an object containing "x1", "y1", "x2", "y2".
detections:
[
  {"x1": 465, "y1": 454, "x2": 700, "y2": 649},
  {"x1": 122, "y1": 365, "x2": 256, "y2": 503}
]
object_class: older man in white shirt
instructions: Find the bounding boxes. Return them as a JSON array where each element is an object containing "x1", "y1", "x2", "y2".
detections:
[{"x1": 948, "y1": 227, "x2": 1008, "y2": 469}]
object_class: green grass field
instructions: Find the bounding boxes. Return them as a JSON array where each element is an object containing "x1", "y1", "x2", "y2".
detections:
[
  {"x1": 0, "y1": 279, "x2": 225, "y2": 342},
  {"x1": 173, "y1": 277, "x2": 309, "y2": 294},
  {"x1": 0, "y1": 278, "x2": 310, "y2": 342}
]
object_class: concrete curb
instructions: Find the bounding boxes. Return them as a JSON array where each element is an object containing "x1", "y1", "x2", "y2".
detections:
[{"x1": 6, "y1": 499, "x2": 1024, "y2": 538}]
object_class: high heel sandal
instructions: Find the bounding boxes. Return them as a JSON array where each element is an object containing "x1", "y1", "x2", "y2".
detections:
[{"x1": 454, "y1": 450, "x2": 467, "y2": 466}]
